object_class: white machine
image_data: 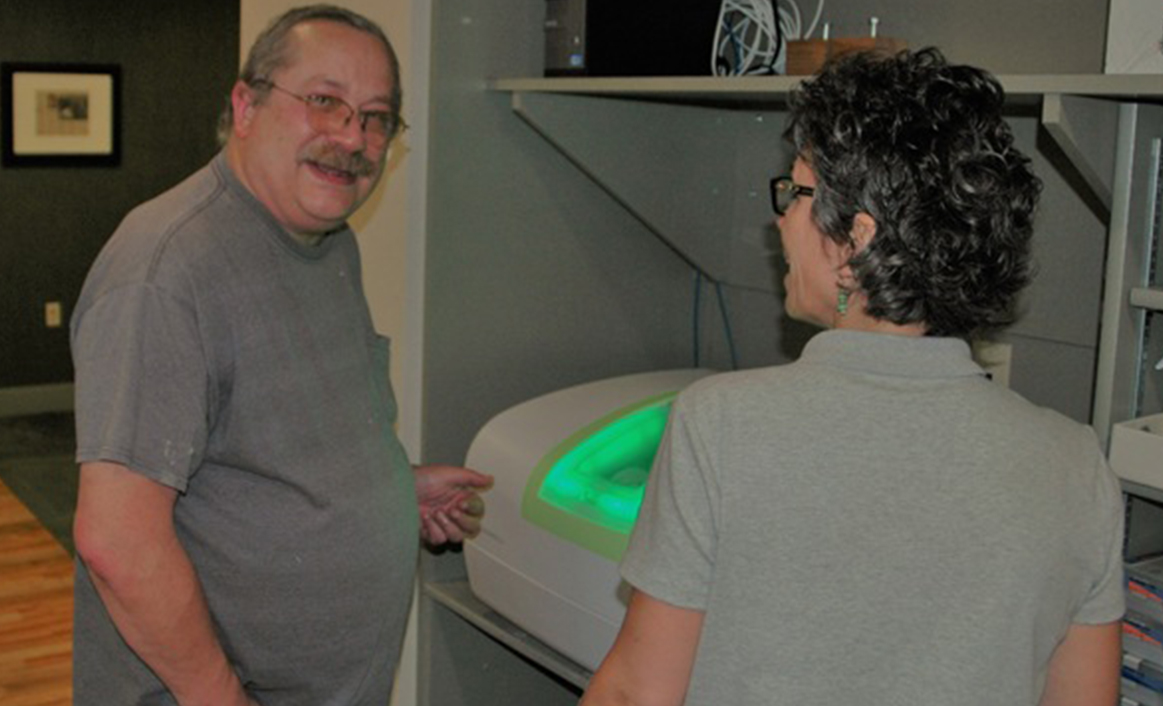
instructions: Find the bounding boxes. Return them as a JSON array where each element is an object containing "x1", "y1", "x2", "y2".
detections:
[{"x1": 464, "y1": 369, "x2": 714, "y2": 671}]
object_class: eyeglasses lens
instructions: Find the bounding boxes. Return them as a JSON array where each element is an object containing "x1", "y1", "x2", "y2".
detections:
[
  {"x1": 772, "y1": 178, "x2": 791, "y2": 216},
  {"x1": 305, "y1": 100, "x2": 395, "y2": 149}
]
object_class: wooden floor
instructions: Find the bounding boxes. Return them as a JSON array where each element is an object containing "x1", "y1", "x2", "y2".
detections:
[{"x1": 0, "y1": 479, "x2": 72, "y2": 706}]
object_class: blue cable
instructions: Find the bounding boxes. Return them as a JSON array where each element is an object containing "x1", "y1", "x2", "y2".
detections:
[
  {"x1": 692, "y1": 270, "x2": 703, "y2": 367},
  {"x1": 714, "y1": 280, "x2": 740, "y2": 370}
]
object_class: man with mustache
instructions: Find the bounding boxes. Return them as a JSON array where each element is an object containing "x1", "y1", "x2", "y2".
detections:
[{"x1": 68, "y1": 6, "x2": 491, "y2": 705}]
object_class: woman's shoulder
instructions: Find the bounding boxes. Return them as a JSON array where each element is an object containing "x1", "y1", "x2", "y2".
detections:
[{"x1": 676, "y1": 364, "x2": 803, "y2": 410}]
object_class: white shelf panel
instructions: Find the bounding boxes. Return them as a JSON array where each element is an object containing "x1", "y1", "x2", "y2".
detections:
[{"x1": 1131, "y1": 287, "x2": 1163, "y2": 312}]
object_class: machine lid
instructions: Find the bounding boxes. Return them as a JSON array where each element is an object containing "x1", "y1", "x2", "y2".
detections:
[{"x1": 522, "y1": 390, "x2": 676, "y2": 562}]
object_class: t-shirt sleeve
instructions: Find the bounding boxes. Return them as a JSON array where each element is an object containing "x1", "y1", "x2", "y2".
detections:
[
  {"x1": 72, "y1": 283, "x2": 210, "y2": 492},
  {"x1": 620, "y1": 393, "x2": 719, "y2": 610}
]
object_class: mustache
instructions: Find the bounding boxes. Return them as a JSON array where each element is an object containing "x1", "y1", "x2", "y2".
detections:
[{"x1": 301, "y1": 143, "x2": 380, "y2": 178}]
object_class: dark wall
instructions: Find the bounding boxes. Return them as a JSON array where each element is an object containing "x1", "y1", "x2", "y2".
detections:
[{"x1": 0, "y1": 0, "x2": 239, "y2": 388}]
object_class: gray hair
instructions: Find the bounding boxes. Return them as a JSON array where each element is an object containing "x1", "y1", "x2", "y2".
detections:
[{"x1": 216, "y1": 4, "x2": 401, "y2": 145}]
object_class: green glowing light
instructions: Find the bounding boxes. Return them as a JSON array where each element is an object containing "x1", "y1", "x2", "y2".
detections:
[
  {"x1": 538, "y1": 399, "x2": 671, "y2": 533},
  {"x1": 521, "y1": 390, "x2": 680, "y2": 562}
]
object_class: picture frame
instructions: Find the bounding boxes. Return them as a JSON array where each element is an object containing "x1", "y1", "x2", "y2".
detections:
[{"x1": 1, "y1": 62, "x2": 121, "y2": 167}]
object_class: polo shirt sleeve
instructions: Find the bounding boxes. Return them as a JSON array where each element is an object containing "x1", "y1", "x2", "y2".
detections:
[
  {"x1": 620, "y1": 392, "x2": 719, "y2": 610},
  {"x1": 72, "y1": 282, "x2": 210, "y2": 492},
  {"x1": 1073, "y1": 453, "x2": 1126, "y2": 625}
]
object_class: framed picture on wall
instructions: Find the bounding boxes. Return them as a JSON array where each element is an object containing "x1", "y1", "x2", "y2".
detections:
[{"x1": 1, "y1": 63, "x2": 121, "y2": 167}]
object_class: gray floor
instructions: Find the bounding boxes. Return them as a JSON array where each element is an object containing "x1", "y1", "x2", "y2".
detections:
[{"x1": 0, "y1": 412, "x2": 77, "y2": 555}]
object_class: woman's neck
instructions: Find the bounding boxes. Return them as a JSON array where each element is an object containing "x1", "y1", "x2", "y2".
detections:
[{"x1": 830, "y1": 292, "x2": 927, "y2": 337}]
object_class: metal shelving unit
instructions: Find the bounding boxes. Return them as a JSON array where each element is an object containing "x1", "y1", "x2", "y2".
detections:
[{"x1": 418, "y1": 73, "x2": 1163, "y2": 706}]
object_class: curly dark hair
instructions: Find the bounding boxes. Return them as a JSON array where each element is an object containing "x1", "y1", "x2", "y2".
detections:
[{"x1": 785, "y1": 47, "x2": 1042, "y2": 337}]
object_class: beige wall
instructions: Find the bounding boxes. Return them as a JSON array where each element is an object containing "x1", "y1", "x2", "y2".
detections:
[{"x1": 238, "y1": 3, "x2": 428, "y2": 705}]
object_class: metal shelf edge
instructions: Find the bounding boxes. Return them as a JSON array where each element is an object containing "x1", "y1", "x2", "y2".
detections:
[
  {"x1": 423, "y1": 579, "x2": 592, "y2": 690},
  {"x1": 489, "y1": 74, "x2": 1163, "y2": 103}
]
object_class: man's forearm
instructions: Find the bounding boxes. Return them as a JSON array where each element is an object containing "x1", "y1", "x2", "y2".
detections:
[
  {"x1": 83, "y1": 545, "x2": 249, "y2": 705},
  {"x1": 75, "y1": 462, "x2": 253, "y2": 706}
]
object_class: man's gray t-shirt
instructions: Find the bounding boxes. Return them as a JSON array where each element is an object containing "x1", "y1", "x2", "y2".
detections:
[
  {"x1": 623, "y1": 330, "x2": 1125, "y2": 706},
  {"x1": 70, "y1": 154, "x2": 419, "y2": 705}
]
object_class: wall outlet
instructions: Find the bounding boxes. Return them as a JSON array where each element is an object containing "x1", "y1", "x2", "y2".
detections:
[
  {"x1": 972, "y1": 340, "x2": 1012, "y2": 387},
  {"x1": 45, "y1": 301, "x2": 63, "y2": 328}
]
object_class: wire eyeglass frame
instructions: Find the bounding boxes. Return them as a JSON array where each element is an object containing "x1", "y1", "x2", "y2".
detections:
[{"x1": 255, "y1": 79, "x2": 407, "y2": 149}]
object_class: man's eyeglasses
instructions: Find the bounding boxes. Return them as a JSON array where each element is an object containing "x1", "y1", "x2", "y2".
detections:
[
  {"x1": 770, "y1": 176, "x2": 815, "y2": 216},
  {"x1": 256, "y1": 80, "x2": 407, "y2": 149}
]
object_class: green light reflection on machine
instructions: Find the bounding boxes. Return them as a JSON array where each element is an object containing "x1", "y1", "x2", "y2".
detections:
[{"x1": 536, "y1": 399, "x2": 672, "y2": 534}]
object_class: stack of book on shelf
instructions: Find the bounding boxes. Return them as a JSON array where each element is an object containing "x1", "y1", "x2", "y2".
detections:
[{"x1": 1124, "y1": 556, "x2": 1163, "y2": 705}]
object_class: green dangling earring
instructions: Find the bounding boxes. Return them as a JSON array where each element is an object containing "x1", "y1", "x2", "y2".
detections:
[{"x1": 836, "y1": 289, "x2": 849, "y2": 316}]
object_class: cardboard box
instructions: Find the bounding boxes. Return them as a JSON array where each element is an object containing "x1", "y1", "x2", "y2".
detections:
[
  {"x1": 785, "y1": 37, "x2": 906, "y2": 76},
  {"x1": 1111, "y1": 414, "x2": 1163, "y2": 490}
]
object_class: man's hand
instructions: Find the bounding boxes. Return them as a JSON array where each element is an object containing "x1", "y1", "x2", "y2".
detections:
[{"x1": 413, "y1": 464, "x2": 493, "y2": 545}]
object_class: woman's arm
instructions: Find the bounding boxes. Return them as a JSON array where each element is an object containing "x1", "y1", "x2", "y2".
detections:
[
  {"x1": 1037, "y1": 621, "x2": 1121, "y2": 706},
  {"x1": 580, "y1": 589, "x2": 705, "y2": 706}
]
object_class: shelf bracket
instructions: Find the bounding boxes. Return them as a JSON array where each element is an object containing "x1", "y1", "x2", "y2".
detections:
[
  {"x1": 1041, "y1": 93, "x2": 1119, "y2": 222},
  {"x1": 510, "y1": 91, "x2": 721, "y2": 282}
]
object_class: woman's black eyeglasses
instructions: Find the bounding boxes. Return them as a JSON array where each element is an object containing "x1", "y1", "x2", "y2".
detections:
[{"x1": 770, "y1": 176, "x2": 815, "y2": 216}]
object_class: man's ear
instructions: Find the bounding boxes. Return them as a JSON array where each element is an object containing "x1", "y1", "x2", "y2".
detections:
[
  {"x1": 850, "y1": 212, "x2": 878, "y2": 253},
  {"x1": 230, "y1": 81, "x2": 258, "y2": 138}
]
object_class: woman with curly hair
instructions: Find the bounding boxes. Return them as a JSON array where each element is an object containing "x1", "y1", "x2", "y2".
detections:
[{"x1": 581, "y1": 48, "x2": 1123, "y2": 706}]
